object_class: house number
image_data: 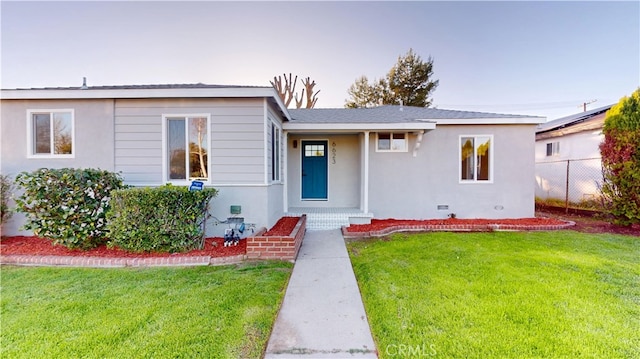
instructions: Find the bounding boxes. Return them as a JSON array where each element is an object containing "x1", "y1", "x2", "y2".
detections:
[{"x1": 331, "y1": 142, "x2": 337, "y2": 164}]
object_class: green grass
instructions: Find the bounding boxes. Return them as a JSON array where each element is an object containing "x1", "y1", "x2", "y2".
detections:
[
  {"x1": 348, "y1": 231, "x2": 639, "y2": 358},
  {"x1": 1, "y1": 262, "x2": 292, "y2": 358}
]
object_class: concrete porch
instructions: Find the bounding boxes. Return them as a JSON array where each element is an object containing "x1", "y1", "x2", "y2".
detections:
[{"x1": 286, "y1": 207, "x2": 373, "y2": 231}]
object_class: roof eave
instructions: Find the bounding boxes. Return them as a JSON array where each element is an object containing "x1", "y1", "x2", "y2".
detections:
[
  {"x1": 434, "y1": 117, "x2": 545, "y2": 125},
  {"x1": 283, "y1": 122, "x2": 436, "y2": 133},
  {"x1": 1, "y1": 86, "x2": 292, "y2": 121}
]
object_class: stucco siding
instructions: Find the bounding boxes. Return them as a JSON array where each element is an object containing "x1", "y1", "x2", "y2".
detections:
[
  {"x1": 204, "y1": 185, "x2": 270, "y2": 237},
  {"x1": 287, "y1": 134, "x2": 360, "y2": 208},
  {"x1": 0, "y1": 99, "x2": 115, "y2": 235},
  {"x1": 368, "y1": 125, "x2": 536, "y2": 219},
  {"x1": 114, "y1": 98, "x2": 265, "y2": 185}
]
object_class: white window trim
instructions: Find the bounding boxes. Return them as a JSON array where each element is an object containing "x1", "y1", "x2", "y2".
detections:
[
  {"x1": 546, "y1": 142, "x2": 560, "y2": 157},
  {"x1": 270, "y1": 118, "x2": 283, "y2": 183},
  {"x1": 375, "y1": 132, "x2": 408, "y2": 152},
  {"x1": 26, "y1": 109, "x2": 75, "y2": 159},
  {"x1": 161, "y1": 113, "x2": 211, "y2": 185},
  {"x1": 459, "y1": 134, "x2": 494, "y2": 184}
]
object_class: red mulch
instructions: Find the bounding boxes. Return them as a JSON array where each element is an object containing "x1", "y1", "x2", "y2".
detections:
[
  {"x1": 2, "y1": 214, "x2": 637, "y2": 259},
  {"x1": 262, "y1": 216, "x2": 300, "y2": 236},
  {"x1": 536, "y1": 211, "x2": 640, "y2": 236},
  {"x1": 0, "y1": 236, "x2": 245, "y2": 258},
  {"x1": 345, "y1": 217, "x2": 569, "y2": 233}
]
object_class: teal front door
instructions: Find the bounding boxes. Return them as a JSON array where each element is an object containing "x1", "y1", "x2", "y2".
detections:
[{"x1": 301, "y1": 140, "x2": 328, "y2": 200}]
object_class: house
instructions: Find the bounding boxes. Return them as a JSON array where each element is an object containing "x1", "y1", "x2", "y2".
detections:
[
  {"x1": 534, "y1": 104, "x2": 612, "y2": 204},
  {"x1": 1, "y1": 83, "x2": 544, "y2": 235}
]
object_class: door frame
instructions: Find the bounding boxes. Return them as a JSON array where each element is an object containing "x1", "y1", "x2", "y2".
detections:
[{"x1": 300, "y1": 139, "x2": 329, "y2": 201}]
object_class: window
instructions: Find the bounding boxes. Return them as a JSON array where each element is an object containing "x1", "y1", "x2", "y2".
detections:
[
  {"x1": 271, "y1": 122, "x2": 281, "y2": 181},
  {"x1": 27, "y1": 110, "x2": 74, "y2": 157},
  {"x1": 305, "y1": 144, "x2": 325, "y2": 157},
  {"x1": 546, "y1": 142, "x2": 559, "y2": 156},
  {"x1": 377, "y1": 132, "x2": 407, "y2": 152},
  {"x1": 460, "y1": 135, "x2": 492, "y2": 182},
  {"x1": 164, "y1": 115, "x2": 209, "y2": 182}
]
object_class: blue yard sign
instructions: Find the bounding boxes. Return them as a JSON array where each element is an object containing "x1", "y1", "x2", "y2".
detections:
[{"x1": 189, "y1": 180, "x2": 204, "y2": 191}]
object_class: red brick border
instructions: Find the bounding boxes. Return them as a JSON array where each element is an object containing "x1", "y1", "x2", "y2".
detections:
[
  {"x1": 341, "y1": 220, "x2": 576, "y2": 239},
  {"x1": 246, "y1": 215, "x2": 306, "y2": 261},
  {"x1": 0, "y1": 254, "x2": 246, "y2": 268}
]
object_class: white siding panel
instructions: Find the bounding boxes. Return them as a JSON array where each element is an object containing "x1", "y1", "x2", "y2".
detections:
[
  {"x1": 116, "y1": 165, "x2": 162, "y2": 173},
  {"x1": 115, "y1": 141, "x2": 162, "y2": 149},
  {"x1": 214, "y1": 140, "x2": 263, "y2": 149},
  {"x1": 116, "y1": 156, "x2": 162, "y2": 165},
  {"x1": 213, "y1": 165, "x2": 263, "y2": 174},
  {"x1": 211, "y1": 156, "x2": 264, "y2": 165},
  {"x1": 212, "y1": 123, "x2": 264, "y2": 132},
  {"x1": 115, "y1": 148, "x2": 162, "y2": 158},
  {"x1": 115, "y1": 124, "x2": 161, "y2": 133},
  {"x1": 213, "y1": 174, "x2": 263, "y2": 183},
  {"x1": 211, "y1": 148, "x2": 264, "y2": 157},
  {"x1": 119, "y1": 172, "x2": 163, "y2": 182},
  {"x1": 116, "y1": 132, "x2": 161, "y2": 141},
  {"x1": 210, "y1": 131, "x2": 263, "y2": 141},
  {"x1": 115, "y1": 98, "x2": 267, "y2": 185}
]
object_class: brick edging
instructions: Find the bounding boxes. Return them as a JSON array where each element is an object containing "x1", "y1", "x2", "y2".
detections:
[
  {"x1": 342, "y1": 220, "x2": 576, "y2": 239},
  {"x1": 245, "y1": 215, "x2": 307, "y2": 261},
  {"x1": 0, "y1": 254, "x2": 246, "y2": 268}
]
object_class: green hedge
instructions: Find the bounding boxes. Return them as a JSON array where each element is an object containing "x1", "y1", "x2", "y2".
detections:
[
  {"x1": 15, "y1": 168, "x2": 126, "y2": 249},
  {"x1": 107, "y1": 185, "x2": 218, "y2": 253}
]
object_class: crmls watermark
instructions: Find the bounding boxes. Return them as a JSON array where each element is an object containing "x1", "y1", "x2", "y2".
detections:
[{"x1": 385, "y1": 343, "x2": 437, "y2": 357}]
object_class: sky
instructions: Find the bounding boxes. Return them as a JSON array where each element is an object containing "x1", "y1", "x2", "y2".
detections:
[{"x1": 1, "y1": 1, "x2": 639, "y2": 121}]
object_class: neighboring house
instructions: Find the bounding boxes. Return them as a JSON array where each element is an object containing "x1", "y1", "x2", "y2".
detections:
[
  {"x1": 1, "y1": 83, "x2": 544, "y2": 234},
  {"x1": 534, "y1": 104, "x2": 612, "y2": 204}
]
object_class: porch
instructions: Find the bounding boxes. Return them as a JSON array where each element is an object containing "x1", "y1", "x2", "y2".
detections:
[{"x1": 286, "y1": 207, "x2": 373, "y2": 230}]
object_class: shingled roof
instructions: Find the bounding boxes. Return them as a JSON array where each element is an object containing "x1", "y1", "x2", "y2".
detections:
[
  {"x1": 6, "y1": 83, "x2": 268, "y2": 91},
  {"x1": 289, "y1": 105, "x2": 541, "y2": 123}
]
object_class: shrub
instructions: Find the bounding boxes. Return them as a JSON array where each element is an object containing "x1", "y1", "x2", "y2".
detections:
[
  {"x1": 599, "y1": 89, "x2": 640, "y2": 226},
  {"x1": 1, "y1": 174, "x2": 14, "y2": 225},
  {"x1": 14, "y1": 168, "x2": 126, "y2": 249},
  {"x1": 107, "y1": 185, "x2": 218, "y2": 253}
]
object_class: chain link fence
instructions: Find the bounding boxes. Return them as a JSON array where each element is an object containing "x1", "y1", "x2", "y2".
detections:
[{"x1": 535, "y1": 158, "x2": 604, "y2": 209}]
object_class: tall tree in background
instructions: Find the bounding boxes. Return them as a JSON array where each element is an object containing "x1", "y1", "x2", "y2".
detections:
[
  {"x1": 345, "y1": 48, "x2": 439, "y2": 108},
  {"x1": 599, "y1": 88, "x2": 640, "y2": 226},
  {"x1": 270, "y1": 73, "x2": 320, "y2": 109},
  {"x1": 345, "y1": 76, "x2": 387, "y2": 109}
]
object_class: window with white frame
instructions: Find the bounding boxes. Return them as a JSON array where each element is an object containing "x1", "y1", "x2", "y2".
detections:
[
  {"x1": 271, "y1": 121, "x2": 281, "y2": 181},
  {"x1": 546, "y1": 142, "x2": 559, "y2": 156},
  {"x1": 164, "y1": 115, "x2": 209, "y2": 182},
  {"x1": 376, "y1": 132, "x2": 407, "y2": 152},
  {"x1": 460, "y1": 135, "x2": 492, "y2": 182},
  {"x1": 27, "y1": 110, "x2": 74, "y2": 157}
]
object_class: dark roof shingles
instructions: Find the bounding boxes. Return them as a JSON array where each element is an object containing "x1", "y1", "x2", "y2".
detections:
[{"x1": 289, "y1": 105, "x2": 538, "y2": 123}]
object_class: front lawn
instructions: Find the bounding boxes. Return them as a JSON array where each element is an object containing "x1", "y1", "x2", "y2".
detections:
[
  {"x1": 348, "y1": 231, "x2": 639, "y2": 358},
  {"x1": 1, "y1": 262, "x2": 292, "y2": 358}
]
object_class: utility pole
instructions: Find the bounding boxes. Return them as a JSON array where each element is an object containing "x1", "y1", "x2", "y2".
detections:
[{"x1": 579, "y1": 99, "x2": 597, "y2": 112}]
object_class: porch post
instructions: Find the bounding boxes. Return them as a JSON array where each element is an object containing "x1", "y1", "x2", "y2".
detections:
[
  {"x1": 363, "y1": 131, "x2": 370, "y2": 213},
  {"x1": 283, "y1": 130, "x2": 288, "y2": 214}
]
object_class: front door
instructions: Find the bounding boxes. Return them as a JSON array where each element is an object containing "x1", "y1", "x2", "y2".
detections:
[{"x1": 301, "y1": 140, "x2": 328, "y2": 200}]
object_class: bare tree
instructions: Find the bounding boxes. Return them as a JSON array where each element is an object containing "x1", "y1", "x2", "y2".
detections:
[
  {"x1": 271, "y1": 73, "x2": 320, "y2": 109},
  {"x1": 190, "y1": 118, "x2": 208, "y2": 178}
]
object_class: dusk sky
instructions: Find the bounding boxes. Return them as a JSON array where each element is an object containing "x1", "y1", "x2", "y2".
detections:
[{"x1": 2, "y1": 1, "x2": 638, "y2": 121}]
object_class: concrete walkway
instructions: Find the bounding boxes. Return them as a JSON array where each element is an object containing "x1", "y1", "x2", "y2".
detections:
[{"x1": 265, "y1": 230, "x2": 378, "y2": 358}]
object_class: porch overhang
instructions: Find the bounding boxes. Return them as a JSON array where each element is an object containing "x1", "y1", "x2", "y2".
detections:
[{"x1": 282, "y1": 121, "x2": 436, "y2": 133}]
